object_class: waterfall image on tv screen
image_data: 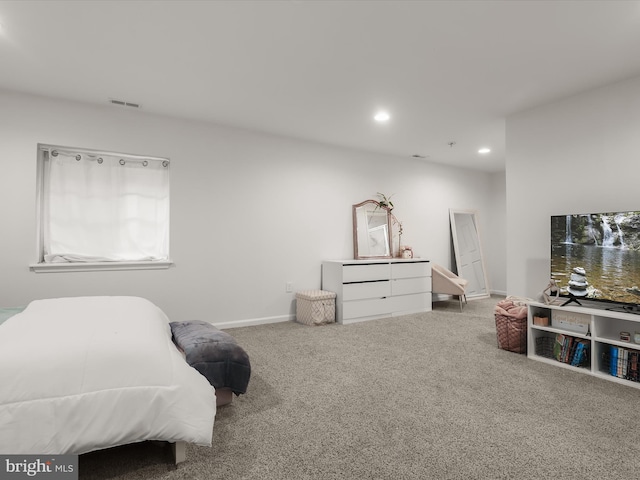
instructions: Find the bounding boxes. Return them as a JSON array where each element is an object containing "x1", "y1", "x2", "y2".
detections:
[{"x1": 551, "y1": 211, "x2": 640, "y2": 306}]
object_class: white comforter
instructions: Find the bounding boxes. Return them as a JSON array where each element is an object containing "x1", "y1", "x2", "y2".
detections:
[{"x1": 0, "y1": 296, "x2": 216, "y2": 455}]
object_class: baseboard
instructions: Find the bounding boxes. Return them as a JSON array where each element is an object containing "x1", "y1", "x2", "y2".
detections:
[
  {"x1": 215, "y1": 292, "x2": 504, "y2": 329},
  {"x1": 213, "y1": 314, "x2": 294, "y2": 330}
]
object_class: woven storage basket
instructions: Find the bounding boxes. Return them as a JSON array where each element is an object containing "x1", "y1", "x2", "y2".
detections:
[
  {"x1": 495, "y1": 313, "x2": 527, "y2": 354},
  {"x1": 295, "y1": 290, "x2": 336, "y2": 326}
]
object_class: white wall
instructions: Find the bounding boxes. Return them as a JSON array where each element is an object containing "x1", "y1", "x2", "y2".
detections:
[
  {"x1": 0, "y1": 90, "x2": 505, "y2": 324},
  {"x1": 486, "y1": 170, "x2": 507, "y2": 295},
  {"x1": 506, "y1": 75, "x2": 640, "y2": 299}
]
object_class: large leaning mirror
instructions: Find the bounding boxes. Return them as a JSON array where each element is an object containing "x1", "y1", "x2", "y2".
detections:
[
  {"x1": 353, "y1": 200, "x2": 392, "y2": 259},
  {"x1": 449, "y1": 209, "x2": 491, "y2": 300}
]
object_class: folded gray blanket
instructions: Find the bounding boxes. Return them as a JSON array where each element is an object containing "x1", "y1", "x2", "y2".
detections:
[{"x1": 170, "y1": 320, "x2": 251, "y2": 396}]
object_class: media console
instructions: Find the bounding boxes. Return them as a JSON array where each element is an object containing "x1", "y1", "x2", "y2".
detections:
[{"x1": 528, "y1": 301, "x2": 640, "y2": 390}]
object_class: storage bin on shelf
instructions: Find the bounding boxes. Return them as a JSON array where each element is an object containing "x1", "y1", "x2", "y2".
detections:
[
  {"x1": 535, "y1": 336, "x2": 555, "y2": 359},
  {"x1": 295, "y1": 290, "x2": 336, "y2": 326},
  {"x1": 495, "y1": 297, "x2": 528, "y2": 354}
]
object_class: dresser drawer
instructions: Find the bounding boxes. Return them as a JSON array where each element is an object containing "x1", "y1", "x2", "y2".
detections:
[
  {"x1": 391, "y1": 277, "x2": 431, "y2": 296},
  {"x1": 389, "y1": 292, "x2": 431, "y2": 313},
  {"x1": 343, "y1": 297, "x2": 392, "y2": 320},
  {"x1": 391, "y1": 261, "x2": 430, "y2": 279},
  {"x1": 343, "y1": 263, "x2": 390, "y2": 283},
  {"x1": 343, "y1": 281, "x2": 391, "y2": 301}
]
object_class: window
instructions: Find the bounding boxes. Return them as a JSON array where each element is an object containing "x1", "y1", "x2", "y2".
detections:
[{"x1": 32, "y1": 144, "x2": 171, "y2": 272}]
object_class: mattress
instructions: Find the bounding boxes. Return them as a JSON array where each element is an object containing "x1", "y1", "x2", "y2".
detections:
[{"x1": 0, "y1": 296, "x2": 216, "y2": 455}]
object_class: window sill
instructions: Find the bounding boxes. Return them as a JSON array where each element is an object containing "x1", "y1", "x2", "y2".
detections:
[{"x1": 30, "y1": 260, "x2": 174, "y2": 273}]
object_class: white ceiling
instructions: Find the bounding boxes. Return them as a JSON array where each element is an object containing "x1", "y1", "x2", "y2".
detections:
[{"x1": 1, "y1": 1, "x2": 640, "y2": 172}]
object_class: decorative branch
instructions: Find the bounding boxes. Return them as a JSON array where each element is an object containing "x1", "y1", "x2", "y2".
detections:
[{"x1": 376, "y1": 192, "x2": 395, "y2": 211}]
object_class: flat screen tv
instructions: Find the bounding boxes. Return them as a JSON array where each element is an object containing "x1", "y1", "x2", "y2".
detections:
[{"x1": 551, "y1": 211, "x2": 640, "y2": 312}]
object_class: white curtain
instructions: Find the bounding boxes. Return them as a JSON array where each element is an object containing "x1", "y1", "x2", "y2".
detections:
[{"x1": 42, "y1": 149, "x2": 170, "y2": 263}]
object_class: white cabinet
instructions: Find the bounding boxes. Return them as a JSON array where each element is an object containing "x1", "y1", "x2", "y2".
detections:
[
  {"x1": 322, "y1": 259, "x2": 432, "y2": 325},
  {"x1": 527, "y1": 301, "x2": 640, "y2": 389}
]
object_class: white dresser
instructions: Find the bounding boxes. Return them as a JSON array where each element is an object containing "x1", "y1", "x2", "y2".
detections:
[{"x1": 321, "y1": 259, "x2": 432, "y2": 325}]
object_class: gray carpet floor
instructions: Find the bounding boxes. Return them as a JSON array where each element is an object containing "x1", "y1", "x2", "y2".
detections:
[{"x1": 80, "y1": 296, "x2": 640, "y2": 479}]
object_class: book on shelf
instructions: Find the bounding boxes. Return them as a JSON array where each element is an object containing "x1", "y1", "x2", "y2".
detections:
[
  {"x1": 552, "y1": 334, "x2": 589, "y2": 366},
  {"x1": 617, "y1": 346, "x2": 629, "y2": 378},
  {"x1": 607, "y1": 346, "x2": 640, "y2": 381},
  {"x1": 570, "y1": 340, "x2": 589, "y2": 367},
  {"x1": 563, "y1": 335, "x2": 571, "y2": 363},
  {"x1": 610, "y1": 345, "x2": 618, "y2": 376},
  {"x1": 629, "y1": 351, "x2": 639, "y2": 382},
  {"x1": 566, "y1": 337, "x2": 579, "y2": 363},
  {"x1": 553, "y1": 334, "x2": 566, "y2": 362}
]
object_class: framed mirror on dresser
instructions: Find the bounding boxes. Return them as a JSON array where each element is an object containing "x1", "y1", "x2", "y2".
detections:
[{"x1": 352, "y1": 200, "x2": 392, "y2": 259}]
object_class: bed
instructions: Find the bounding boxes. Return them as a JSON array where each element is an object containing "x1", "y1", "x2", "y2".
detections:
[{"x1": 0, "y1": 296, "x2": 216, "y2": 462}]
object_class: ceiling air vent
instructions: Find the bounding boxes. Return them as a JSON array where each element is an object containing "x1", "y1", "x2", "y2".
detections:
[{"x1": 108, "y1": 98, "x2": 141, "y2": 109}]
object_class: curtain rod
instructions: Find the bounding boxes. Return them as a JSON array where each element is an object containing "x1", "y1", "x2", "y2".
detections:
[{"x1": 38, "y1": 144, "x2": 170, "y2": 166}]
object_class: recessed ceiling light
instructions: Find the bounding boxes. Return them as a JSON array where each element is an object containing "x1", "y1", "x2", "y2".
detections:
[
  {"x1": 478, "y1": 147, "x2": 491, "y2": 154},
  {"x1": 374, "y1": 111, "x2": 390, "y2": 122}
]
